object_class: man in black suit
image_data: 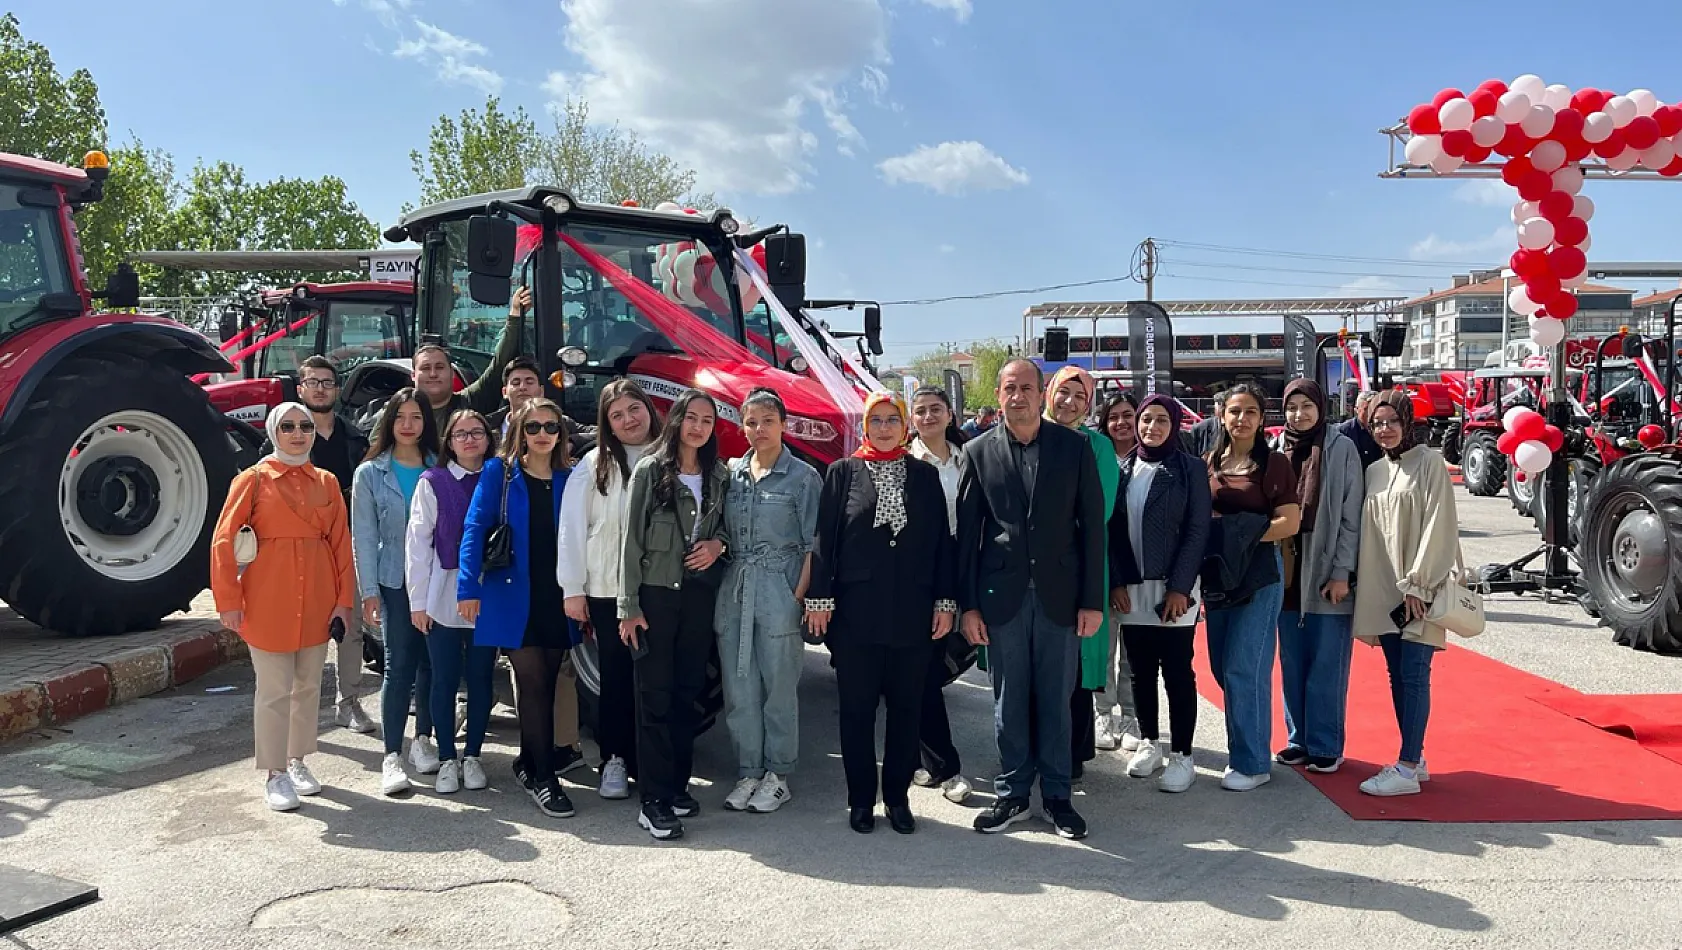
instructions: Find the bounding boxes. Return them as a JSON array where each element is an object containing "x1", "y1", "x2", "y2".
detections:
[{"x1": 957, "y1": 359, "x2": 1106, "y2": 840}]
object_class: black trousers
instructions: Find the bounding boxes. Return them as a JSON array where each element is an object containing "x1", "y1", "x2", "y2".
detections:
[
  {"x1": 588, "y1": 595, "x2": 638, "y2": 777},
  {"x1": 834, "y1": 640, "x2": 930, "y2": 808},
  {"x1": 1070, "y1": 687, "x2": 1096, "y2": 764},
  {"x1": 918, "y1": 644, "x2": 962, "y2": 782},
  {"x1": 1122, "y1": 624, "x2": 1197, "y2": 755},
  {"x1": 634, "y1": 583, "x2": 715, "y2": 804}
]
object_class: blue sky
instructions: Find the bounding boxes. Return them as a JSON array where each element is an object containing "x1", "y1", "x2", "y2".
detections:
[{"x1": 19, "y1": 0, "x2": 1682, "y2": 363}]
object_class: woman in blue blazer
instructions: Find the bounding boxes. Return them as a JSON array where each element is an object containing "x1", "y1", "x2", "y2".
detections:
[{"x1": 459, "y1": 397, "x2": 578, "y2": 819}]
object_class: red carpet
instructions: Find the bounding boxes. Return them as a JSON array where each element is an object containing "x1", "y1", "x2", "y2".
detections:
[
  {"x1": 1529, "y1": 690, "x2": 1682, "y2": 770},
  {"x1": 1191, "y1": 632, "x2": 1682, "y2": 822}
]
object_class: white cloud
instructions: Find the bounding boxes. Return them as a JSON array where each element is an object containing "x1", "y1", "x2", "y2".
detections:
[
  {"x1": 917, "y1": 0, "x2": 973, "y2": 22},
  {"x1": 1454, "y1": 180, "x2": 1514, "y2": 207},
  {"x1": 878, "y1": 141, "x2": 1029, "y2": 195},
  {"x1": 546, "y1": 0, "x2": 891, "y2": 195},
  {"x1": 392, "y1": 20, "x2": 503, "y2": 94},
  {"x1": 1339, "y1": 275, "x2": 1401, "y2": 293},
  {"x1": 334, "y1": 0, "x2": 412, "y2": 27},
  {"x1": 1409, "y1": 227, "x2": 1511, "y2": 260}
]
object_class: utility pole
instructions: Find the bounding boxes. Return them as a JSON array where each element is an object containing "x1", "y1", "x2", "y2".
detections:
[{"x1": 1138, "y1": 237, "x2": 1159, "y2": 302}]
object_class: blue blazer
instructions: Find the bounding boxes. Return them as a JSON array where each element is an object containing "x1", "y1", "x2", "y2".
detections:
[{"x1": 457, "y1": 456, "x2": 579, "y2": 649}]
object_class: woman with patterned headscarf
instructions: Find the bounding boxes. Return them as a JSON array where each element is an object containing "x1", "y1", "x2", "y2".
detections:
[{"x1": 806, "y1": 391, "x2": 958, "y2": 835}]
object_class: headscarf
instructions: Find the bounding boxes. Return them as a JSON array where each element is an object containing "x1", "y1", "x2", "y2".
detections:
[
  {"x1": 1368, "y1": 389, "x2": 1417, "y2": 461},
  {"x1": 1134, "y1": 394, "x2": 1184, "y2": 464},
  {"x1": 1044, "y1": 365, "x2": 1096, "y2": 427},
  {"x1": 1281, "y1": 378, "x2": 1327, "y2": 526},
  {"x1": 854, "y1": 391, "x2": 909, "y2": 462},
  {"x1": 265, "y1": 402, "x2": 314, "y2": 467}
]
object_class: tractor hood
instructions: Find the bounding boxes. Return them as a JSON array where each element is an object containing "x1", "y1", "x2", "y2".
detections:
[{"x1": 627, "y1": 352, "x2": 849, "y2": 463}]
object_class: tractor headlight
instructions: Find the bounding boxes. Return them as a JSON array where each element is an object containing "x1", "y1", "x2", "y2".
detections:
[{"x1": 784, "y1": 414, "x2": 837, "y2": 443}]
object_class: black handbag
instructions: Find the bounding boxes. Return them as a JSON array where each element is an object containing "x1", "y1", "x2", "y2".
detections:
[
  {"x1": 681, "y1": 476, "x2": 727, "y2": 589},
  {"x1": 482, "y1": 463, "x2": 514, "y2": 574}
]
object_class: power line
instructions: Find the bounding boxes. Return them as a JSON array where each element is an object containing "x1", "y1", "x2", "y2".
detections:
[
  {"x1": 881, "y1": 274, "x2": 1137, "y2": 306},
  {"x1": 1156, "y1": 238, "x2": 1499, "y2": 270},
  {"x1": 1155, "y1": 271, "x2": 1424, "y2": 293},
  {"x1": 1164, "y1": 258, "x2": 1450, "y2": 282}
]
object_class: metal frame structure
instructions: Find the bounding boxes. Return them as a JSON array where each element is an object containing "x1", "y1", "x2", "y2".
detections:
[{"x1": 1380, "y1": 123, "x2": 1682, "y2": 181}]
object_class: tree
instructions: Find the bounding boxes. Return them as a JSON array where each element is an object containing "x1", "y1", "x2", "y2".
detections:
[
  {"x1": 409, "y1": 97, "x2": 539, "y2": 208},
  {"x1": 904, "y1": 347, "x2": 955, "y2": 389},
  {"x1": 965, "y1": 339, "x2": 1017, "y2": 411},
  {"x1": 74, "y1": 139, "x2": 178, "y2": 288},
  {"x1": 0, "y1": 13, "x2": 105, "y2": 164}
]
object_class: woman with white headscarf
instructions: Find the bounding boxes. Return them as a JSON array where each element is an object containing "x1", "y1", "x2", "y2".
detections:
[{"x1": 211, "y1": 403, "x2": 356, "y2": 812}]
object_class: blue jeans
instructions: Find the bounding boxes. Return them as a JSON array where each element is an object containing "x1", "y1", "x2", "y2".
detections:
[
  {"x1": 425, "y1": 624, "x2": 496, "y2": 762},
  {"x1": 379, "y1": 585, "x2": 433, "y2": 754},
  {"x1": 987, "y1": 589, "x2": 1081, "y2": 801},
  {"x1": 1379, "y1": 633, "x2": 1434, "y2": 764},
  {"x1": 1205, "y1": 569, "x2": 1283, "y2": 776},
  {"x1": 716, "y1": 563, "x2": 805, "y2": 779},
  {"x1": 1277, "y1": 610, "x2": 1354, "y2": 759}
]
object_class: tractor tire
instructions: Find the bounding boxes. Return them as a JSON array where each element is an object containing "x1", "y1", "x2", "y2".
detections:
[
  {"x1": 1508, "y1": 465, "x2": 1536, "y2": 517},
  {"x1": 1461, "y1": 431, "x2": 1504, "y2": 496},
  {"x1": 0, "y1": 356, "x2": 236, "y2": 634},
  {"x1": 1532, "y1": 456, "x2": 1600, "y2": 547},
  {"x1": 1578, "y1": 450, "x2": 1682, "y2": 654},
  {"x1": 1441, "y1": 426, "x2": 1463, "y2": 466},
  {"x1": 571, "y1": 633, "x2": 725, "y2": 736}
]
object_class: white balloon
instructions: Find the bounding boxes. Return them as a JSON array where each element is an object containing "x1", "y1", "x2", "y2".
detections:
[
  {"x1": 1543, "y1": 84, "x2": 1573, "y2": 111},
  {"x1": 1471, "y1": 115, "x2": 1507, "y2": 148},
  {"x1": 672, "y1": 250, "x2": 704, "y2": 307},
  {"x1": 1573, "y1": 194, "x2": 1595, "y2": 221},
  {"x1": 1583, "y1": 112, "x2": 1616, "y2": 143},
  {"x1": 1530, "y1": 316, "x2": 1567, "y2": 348},
  {"x1": 1514, "y1": 440, "x2": 1553, "y2": 474},
  {"x1": 1606, "y1": 95, "x2": 1638, "y2": 127},
  {"x1": 1517, "y1": 216, "x2": 1557, "y2": 250},
  {"x1": 1630, "y1": 88, "x2": 1659, "y2": 117},
  {"x1": 1429, "y1": 152, "x2": 1464, "y2": 175},
  {"x1": 1551, "y1": 164, "x2": 1585, "y2": 195},
  {"x1": 1439, "y1": 98, "x2": 1475, "y2": 132},
  {"x1": 1642, "y1": 139, "x2": 1677, "y2": 169},
  {"x1": 1521, "y1": 104, "x2": 1556, "y2": 138},
  {"x1": 1512, "y1": 74, "x2": 1547, "y2": 102},
  {"x1": 655, "y1": 201, "x2": 683, "y2": 213},
  {"x1": 1504, "y1": 406, "x2": 1538, "y2": 430},
  {"x1": 1404, "y1": 134, "x2": 1443, "y2": 166},
  {"x1": 1608, "y1": 146, "x2": 1642, "y2": 172},
  {"x1": 1564, "y1": 271, "x2": 1589, "y2": 288},
  {"x1": 1531, "y1": 139, "x2": 1567, "y2": 172},
  {"x1": 1511, "y1": 199, "x2": 1540, "y2": 224},
  {"x1": 1496, "y1": 91, "x2": 1534, "y2": 124},
  {"x1": 1579, "y1": 233, "x2": 1593, "y2": 253},
  {"x1": 1509, "y1": 285, "x2": 1542, "y2": 316}
]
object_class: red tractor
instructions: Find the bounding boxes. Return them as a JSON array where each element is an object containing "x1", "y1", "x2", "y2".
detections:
[
  {"x1": 1456, "y1": 365, "x2": 1546, "y2": 498},
  {"x1": 0, "y1": 150, "x2": 238, "y2": 634}
]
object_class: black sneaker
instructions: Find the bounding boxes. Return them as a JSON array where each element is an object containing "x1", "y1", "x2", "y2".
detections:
[
  {"x1": 672, "y1": 790, "x2": 700, "y2": 818},
  {"x1": 1305, "y1": 755, "x2": 1344, "y2": 773},
  {"x1": 639, "y1": 801, "x2": 684, "y2": 840},
  {"x1": 1071, "y1": 761, "x2": 1085, "y2": 782},
  {"x1": 528, "y1": 780, "x2": 576, "y2": 818},
  {"x1": 1274, "y1": 746, "x2": 1310, "y2": 767},
  {"x1": 513, "y1": 758, "x2": 532, "y2": 789},
  {"x1": 973, "y1": 796, "x2": 1032, "y2": 834},
  {"x1": 551, "y1": 746, "x2": 588, "y2": 777},
  {"x1": 1044, "y1": 798, "x2": 1088, "y2": 840}
]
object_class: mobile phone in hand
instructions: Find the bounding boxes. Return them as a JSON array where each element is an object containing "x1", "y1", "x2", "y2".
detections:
[
  {"x1": 1390, "y1": 603, "x2": 1411, "y2": 630},
  {"x1": 329, "y1": 616, "x2": 346, "y2": 643},
  {"x1": 630, "y1": 636, "x2": 650, "y2": 661}
]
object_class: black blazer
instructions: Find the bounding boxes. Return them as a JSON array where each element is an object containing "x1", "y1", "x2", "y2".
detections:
[
  {"x1": 809, "y1": 457, "x2": 956, "y2": 648},
  {"x1": 956, "y1": 421, "x2": 1106, "y2": 628},
  {"x1": 1108, "y1": 451, "x2": 1212, "y2": 596}
]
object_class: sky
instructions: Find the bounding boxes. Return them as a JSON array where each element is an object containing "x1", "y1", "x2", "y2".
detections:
[{"x1": 18, "y1": 0, "x2": 1682, "y2": 365}]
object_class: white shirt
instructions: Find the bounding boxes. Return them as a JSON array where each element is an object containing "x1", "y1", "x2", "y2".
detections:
[
  {"x1": 1117, "y1": 457, "x2": 1199, "y2": 628},
  {"x1": 405, "y1": 462, "x2": 480, "y2": 628},
  {"x1": 557, "y1": 441, "x2": 655, "y2": 599},
  {"x1": 678, "y1": 472, "x2": 705, "y2": 542},
  {"x1": 908, "y1": 437, "x2": 962, "y2": 536}
]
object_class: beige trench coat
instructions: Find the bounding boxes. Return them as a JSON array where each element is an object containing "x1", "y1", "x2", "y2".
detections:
[{"x1": 1351, "y1": 445, "x2": 1461, "y2": 649}]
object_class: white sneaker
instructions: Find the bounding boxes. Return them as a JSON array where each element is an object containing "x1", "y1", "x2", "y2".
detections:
[
  {"x1": 286, "y1": 758, "x2": 322, "y2": 796},
  {"x1": 381, "y1": 752, "x2": 412, "y2": 796},
  {"x1": 941, "y1": 774, "x2": 973, "y2": 804},
  {"x1": 724, "y1": 776, "x2": 760, "y2": 811},
  {"x1": 1220, "y1": 767, "x2": 1272, "y2": 791},
  {"x1": 1093, "y1": 714, "x2": 1121, "y2": 751},
  {"x1": 336, "y1": 700, "x2": 376, "y2": 734},
  {"x1": 461, "y1": 756, "x2": 488, "y2": 791},
  {"x1": 1159, "y1": 752, "x2": 1196, "y2": 793},
  {"x1": 1359, "y1": 764, "x2": 1423, "y2": 797},
  {"x1": 599, "y1": 756, "x2": 631, "y2": 800},
  {"x1": 1117, "y1": 716, "x2": 1145, "y2": 754},
  {"x1": 1126, "y1": 740, "x2": 1165, "y2": 777},
  {"x1": 265, "y1": 772, "x2": 301, "y2": 811},
  {"x1": 912, "y1": 768, "x2": 936, "y2": 787},
  {"x1": 745, "y1": 772, "x2": 790, "y2": 813},
  {"x1": 1416, "y1": 760, "x2": 1431, "y2": 782},
  {"x1": 435, "y1": 759, "x2": 461, "y2": 794},
  {"x1": 408, "y1": 736, "x2": 441, "y2": 775}
]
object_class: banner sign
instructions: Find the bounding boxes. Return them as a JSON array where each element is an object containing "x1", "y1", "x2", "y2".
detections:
[
  {"x1": 367, "y1": 250, "x2": 420, "y2": 283},
  {"x1": 1284, "y1": 314, "x2": 1317, "y2": 382},
  {"x1": 1126, "y1": 301, "x2": 1174, "y2": 399}
]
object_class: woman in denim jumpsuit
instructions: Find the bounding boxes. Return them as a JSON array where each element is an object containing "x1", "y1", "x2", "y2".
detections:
[{"x1": 715, "y1": 388, "x2": 821, "y2": 815}]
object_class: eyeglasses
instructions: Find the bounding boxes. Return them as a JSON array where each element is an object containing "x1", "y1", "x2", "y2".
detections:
[
  {"x1": 450, "y1": 428, "x2": 488, "y2": 442},
  {"x1": 1369, "y1": 418, "x2": 1403, "y2": 430},
  {"x1": 299, "y1": 378, "x2": 338, "y2": 390},
  {"x1": 866, "y1": 416, "x2": 904, "y2": 428},
  {"x1": 523, "y1": 421, "x2": 564, "y2": 435},
  {"x1": 277, "y1": 421, "x2": 316, "y2": 434}
]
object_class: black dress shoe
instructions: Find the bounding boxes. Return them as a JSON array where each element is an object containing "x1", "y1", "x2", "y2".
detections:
[
  {"x1": 886, "y1": 804, "x2": 915, "y2": 835},
  {"x1": 848, "y1": 806, "x2": 875, "y2": 833}
]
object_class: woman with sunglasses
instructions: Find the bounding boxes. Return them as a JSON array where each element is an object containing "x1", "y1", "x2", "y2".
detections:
[
  {"x1": 619, "y1": 389, "x2": 730, "y2": 840},
  {"x1": 212, "y1": 403, "x2": 356, "y2": 810},
  {"x1": 352, "y1": 388, "x2": 441, "y2": 797},
  {"x1": 405, "y1": 409, "x2": 499, "y2": 795},
  {"x1": 459, "y1": 399, "x2": 578, "y2": 818}
]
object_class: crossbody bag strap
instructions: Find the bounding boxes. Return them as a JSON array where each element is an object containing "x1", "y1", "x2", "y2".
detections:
[{"x1": 499, "y1": 461, "x2": 513, "y2": 526}]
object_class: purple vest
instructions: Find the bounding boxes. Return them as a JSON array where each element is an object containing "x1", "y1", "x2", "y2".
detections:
[{"x1": 421, "y1": 466, "x2": 481, "y2": 571}]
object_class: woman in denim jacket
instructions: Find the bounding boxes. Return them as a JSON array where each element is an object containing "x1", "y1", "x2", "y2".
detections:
[
  {"x1": 714, "y1": 388, "x2": 821, "y2": 816},
  {"x1": 351, "y1": 387, "x2": 439, "y2": 796}
]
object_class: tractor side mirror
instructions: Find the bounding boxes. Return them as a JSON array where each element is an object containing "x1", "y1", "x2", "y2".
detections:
[
  {"x1": 465, "y1": 214, "x2": 516, "y2": 306},
  {"x1": 764, "y1": 232, "x2": 807, "y2": 317},
  {"x1": 100, "y1": 262, "x2": 141, "y2": 309},
  {"x1": 1625, "y1": 332, "x2": 1646, "y2": 354},
  {"x1": 864, "y1": 304, "x2": 883, "y2": 356}
]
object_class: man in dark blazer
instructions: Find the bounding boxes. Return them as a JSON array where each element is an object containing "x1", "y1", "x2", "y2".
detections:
[{"x1": 957, "y1": 359, "x2": 1106, "y2": 840}]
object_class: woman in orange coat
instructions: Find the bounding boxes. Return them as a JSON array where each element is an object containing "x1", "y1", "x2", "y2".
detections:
[{"x1": 212, "y1": 402, "x2": 356, "y2": 812}]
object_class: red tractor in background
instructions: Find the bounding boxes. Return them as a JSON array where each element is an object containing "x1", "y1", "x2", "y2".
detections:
[
  {"x1": 0, "y1": 150, "x2": 238, "y2": 635},
  {"x1": 1455, "y1": 365, "x2": 1546, "y2": 497}
]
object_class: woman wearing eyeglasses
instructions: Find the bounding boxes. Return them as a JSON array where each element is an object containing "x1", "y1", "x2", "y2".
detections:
[
  {"x1": 212, "y1": 403, "x2": 356, "y2": 811},
  {"x1": 405, "y1": 409, "x2": 499, "y2": 795},
  {"x1": 459, "y1": 398, "x2": 579, "y2": 819},
  {"x1": 352, "y1": 388, "x2": 441, "y2": 797}
]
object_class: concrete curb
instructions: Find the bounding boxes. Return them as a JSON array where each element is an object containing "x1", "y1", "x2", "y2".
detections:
[{"x1": 0, "y1": 620, "x2": 245, "y2": 744}]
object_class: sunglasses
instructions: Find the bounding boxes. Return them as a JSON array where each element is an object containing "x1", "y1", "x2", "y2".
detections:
[
  {"x1": 523, "y1": 421, "x2": 564, "y2": 435},
  {"x1": 277, "y1": 421, "x2": 316, "y2": 434}
]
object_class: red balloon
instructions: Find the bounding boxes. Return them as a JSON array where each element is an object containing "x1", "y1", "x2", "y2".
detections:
[
  {"x1": 1527, "y1": 273, "x2": 1562, "y2": 301},
  {"x1": 1571, "y1": 88, "x2": 1607, "y2": 113},
  {"x1": 1564, "y1": 138, "x2": 1594, "y2": 163},
  {"x1": 1538, "y1": 191, "x2": 1575, "y2": 223},
  {"x1": 1625, "y1": 115, "x2": 1661, "y2": 150},
  {"x1": 1464, "y1": 145, "x2": 1493, "y2": 164},
  {"x1": 1478, "y1": 79, "x2": 1510, "y2": 97},
  {"x1": 1441, "y1": 129, "x2": 1474, "y2": 157},
  {"x1": 1512, "y1": 248, "x2": 1548, "y2": 278},
  {"x1": 1501, "y1": 155, "x2": 1535, "y2": 185},
  {"x1": 1552, "y1": 108, "x2": 1585, "y2": 140},
  {"x1": 1639, "y1": 424, "x2": 1666, "y2": 449},
  {"x1": 1593, "y1": 127, "x2": 1628, "y2": 158},
  {"x1": 1517, "y1": 170, "x2": 1554, "y2": 201},
  {"x1": 1512, "y1": 411, "x2": 1547, "y2": 442},
  {"x1": 1549, "y1": 245, "x2": 1587, "y2": 278},
  {"x1": 1541, "y1": 425, "x2": 1565, "y2": 453},
  {"x1": 1469, "y1": 89, "x2": 1499, "y2": 118},
  {"x1": 1496, "y1": 125, "x2": 1536, "y2": 157},
  {"x1": 1547, "y1": 293, "x2": 1580, "y2": 320},
  {"x1": 1555, "y1": 216, "x2": 1589, "y2": 246},
  {"x1": 1432, "y1": 88, "x2": 1467, "y2": 109},
  {"x1": 1407, "y1": 103, "x2": 1442, "y2": 135},
  {"x1": 1663, "y1": 156, "x2": 1682, "y2": 178},
  {"x1": 1497, "y1": 430, "x2": 1522, "y2": 456}
]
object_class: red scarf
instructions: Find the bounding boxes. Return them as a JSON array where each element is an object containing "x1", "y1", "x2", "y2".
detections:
[{"x1": 853, "y1": 391, "x2": 910, "y2": 462}]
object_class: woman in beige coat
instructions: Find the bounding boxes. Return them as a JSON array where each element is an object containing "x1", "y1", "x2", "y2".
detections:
[{"x1": 1351, "y1": 390, "x2": 1460, "y2": 798}]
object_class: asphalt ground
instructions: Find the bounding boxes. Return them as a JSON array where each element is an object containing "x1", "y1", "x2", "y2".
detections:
[{"x1": 3, "y1": 485, "x2": 1679, "y2": 950}]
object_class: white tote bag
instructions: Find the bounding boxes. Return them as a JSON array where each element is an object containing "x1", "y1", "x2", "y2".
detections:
[{"x1": 1426, "y1": 546, "x2": 1486, "y2": 638}]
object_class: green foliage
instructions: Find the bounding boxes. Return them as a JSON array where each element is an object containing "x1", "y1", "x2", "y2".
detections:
[
  {"x1": 408, "y1": 96, "x2": 539, "y2": 208},
  {"x1": 965, "y1": 339, "x2": 1017, "y2": 411},
  {"x1": 0, "y1": 12, "x2": 105, "y2": 163},
  {"x1": 74, "y1": 140, "x2": 178, "y2": 289}
]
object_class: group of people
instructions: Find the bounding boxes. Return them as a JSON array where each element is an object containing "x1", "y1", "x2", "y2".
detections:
[{"x1": 209, "y1": 320, "x2": 1464, "y2": 842}]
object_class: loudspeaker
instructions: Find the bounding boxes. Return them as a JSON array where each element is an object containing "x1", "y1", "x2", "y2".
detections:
[
  {"x1": 1374, "y1": 322, "x2": 1408, "y2": 358},
  {"x1": 1043, "y1": 326, "x2": 1070, "y2": 362}
]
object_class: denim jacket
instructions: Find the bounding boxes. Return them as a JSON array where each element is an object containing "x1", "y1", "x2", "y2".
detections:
[
  {"x1": 714, "y1": 448, "x2": 821, "y2": 671},
  {"x1": 351, "y1": 451, "x2": 433, "y2": 599}
]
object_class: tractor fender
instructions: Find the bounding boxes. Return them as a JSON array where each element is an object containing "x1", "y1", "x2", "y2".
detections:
[{"x1": 0, "y1": 316, "x2": 230, "y2": 438}]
